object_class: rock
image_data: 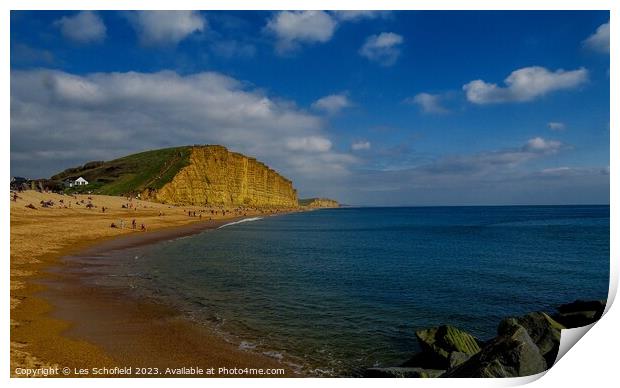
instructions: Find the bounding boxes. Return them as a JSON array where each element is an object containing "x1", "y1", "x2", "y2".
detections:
[
  {"x1": 364, "y1": 367, "x2": 445, "y2": 378},
  {"x1": 498, "y1": 312, "x2": 564, "y2": 366},
  {"x1": 414, "y1": 325, "x2": 481, "y2": 368},
  {"x1": 448, "y1": 351, "x2": 471, "y2": 368},
  {"x1": 443, "y1": 325, "x2": 547, "y2": 378},
  {"x1": 552, "y1": 300, "x2": 606, "y2": 328},
  {"x1": 557, "y1": 300, "x2": 606, "y2": 315},
  {"x1": 553, "y1": 310, "x2": 599, "y2": 328}
]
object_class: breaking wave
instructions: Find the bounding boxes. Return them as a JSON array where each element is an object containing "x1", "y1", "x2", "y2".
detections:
[{"x1": 218, "y1": 217, "x2": 263, "y2": 229}]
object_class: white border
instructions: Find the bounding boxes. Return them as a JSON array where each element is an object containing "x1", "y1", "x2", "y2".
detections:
[{"x1": 3, "y1": 1, "x2": 616, "y2": 388}]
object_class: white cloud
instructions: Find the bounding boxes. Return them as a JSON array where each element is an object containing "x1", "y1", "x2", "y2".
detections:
[
  {"x1": 46, "y1": 72, "x2": 104, "y2": 104},
  {"x1": 11, "y1": 69, "x2": 358, "y2": 185},
  {"x1": 463, "y1": 66, "x2": 588, "y2": 104},
  {"x1": 414, "y1": 137, "x2": 563, "y2": 176},
  {"x1": 332, "y1": 11, "x2": 383, "y2": 21},
  {"x1": 583, "y1": 21, "x2": 610, "y2": 54},
  {"x1": 129, "y1": 11, "x2": 205, "y2": 46},
  {"x1": 540, "y1": 167, "x2": 575, "y2": 176},
  {"x1": 265, "y1": 11, "x2": 337, "y2": 53},
  {"x1": 55, "y1": 11, "x2": 106, "y2": 43},
  {"x1": 286, "y1": 136, "x2": 332, "y2": 152},
  {"x1": 406, "y1": 93, "x2": 449, "y2": 114},
  {"x1": 351, "y1": 141, "x2": 371, "y2": 151},
  {"x1": 524, "y1": 137, "x2": 562, "y2": 153},
  {"x1": 547, "y1": 122, "x2": 566, "y2": 131},
  {"x1": 359, "y1": 32, "x2": 403, "y2": 66},
  {"x1": 538, "y1": 166, "x2": 609, "y2": 178},
  {"x1": 311, "y1": 93, "x2": 352, "y2": 114}
]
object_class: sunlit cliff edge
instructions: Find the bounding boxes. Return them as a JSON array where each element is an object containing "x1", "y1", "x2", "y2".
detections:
[
  {"x1": 47, "y1": 145, "x2": 340, "y2": 209},
  {"x1": 299, "y1": 198, "x2": 340, "y2": 209},
  {"x1": 147, "y1": 145, "x2": 297, "y2": 207}
]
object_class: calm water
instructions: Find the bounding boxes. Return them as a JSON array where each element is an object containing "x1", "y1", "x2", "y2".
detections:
[{"x1": 92, "y1": 206, "x2": 609, "y2": 375}]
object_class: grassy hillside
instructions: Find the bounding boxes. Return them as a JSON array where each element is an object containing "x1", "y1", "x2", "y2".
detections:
[
  {"x1": 298, "y1": 198, "x2": 317, "y2": 206},
  {"x1": 51, "y1": 147, "x2": 191, "y2": 195}
]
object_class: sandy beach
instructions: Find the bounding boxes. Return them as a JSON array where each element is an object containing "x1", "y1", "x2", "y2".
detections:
[{"x1": 10, "y1": 190, "x2": 297, "y2": 377}]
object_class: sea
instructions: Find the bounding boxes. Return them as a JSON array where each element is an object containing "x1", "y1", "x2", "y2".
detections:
[{"x1": 89, "y1": 205, "x2": 610, "y2": 376}]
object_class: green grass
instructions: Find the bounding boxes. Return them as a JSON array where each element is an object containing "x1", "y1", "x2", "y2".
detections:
[
  {"x1": 52, "y1": 147, "x2": 191, "y2": 196},
  {"x1": 299, "y1": 198, "x2": 335, "y2": 206},
  {"x1": 298, "y1": 198, "x2": 316, "y2": 206}
]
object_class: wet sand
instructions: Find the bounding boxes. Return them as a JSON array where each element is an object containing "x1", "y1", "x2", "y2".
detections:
[{"x1": 10, "y1": 190, "x2": 297, "y2": 377}]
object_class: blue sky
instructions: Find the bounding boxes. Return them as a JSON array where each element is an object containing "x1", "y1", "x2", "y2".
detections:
[{"x1": 10, "y1": 11, "x2": 610, "y2": 205}]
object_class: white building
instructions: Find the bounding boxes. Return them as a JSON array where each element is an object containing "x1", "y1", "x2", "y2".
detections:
[
  {"x1": 64, "y1": 177, "x2": 89, "y2": 188},
  {"x1": 74, "y1": 177, "x2": 89, "y2": 186}
]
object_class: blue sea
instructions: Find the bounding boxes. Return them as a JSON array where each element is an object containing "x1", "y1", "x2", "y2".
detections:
[{"x1": 95, "y1": 206, "x2": 609, "y2": 375}]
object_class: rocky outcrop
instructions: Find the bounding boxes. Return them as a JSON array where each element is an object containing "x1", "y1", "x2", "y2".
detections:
[
  {"x1": 299, "y1": 198, "x2": 339, "y2": 208},
  {"x1": 443, "y1": 325, "x2": 547, "y2": 378},
  {"x1": 410, "y1": 325, "x2": 481, "y2": 369},
  {"x1": 552, "y1": 300, "x2": 606, "y2": 328},
  {"x1": 497, "y1": 312, "x2": 564, "y2": 366},
  {"x1": 365, "y1": 299, "x2": 606, "y2": 378},
  {"x1": 148, "y1": 145, "x2": 298, "y2": 207}
]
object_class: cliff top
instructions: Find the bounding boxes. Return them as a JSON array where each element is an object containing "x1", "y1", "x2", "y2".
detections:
[
  {"x1": 51, "y1": 146, "x2": 192, "y2": 195},
  {"x1": 299, "y1": 198, "x2": 340, "y2": 208}
]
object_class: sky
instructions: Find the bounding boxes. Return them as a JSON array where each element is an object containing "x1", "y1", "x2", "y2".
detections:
[{"x1": 10, "y1": 10, "x2": 610, "y2": 205}]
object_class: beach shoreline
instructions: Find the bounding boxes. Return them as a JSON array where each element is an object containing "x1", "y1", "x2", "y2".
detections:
[{"x1": 10, "y1": 190, "x2": 299, "y2": 377}]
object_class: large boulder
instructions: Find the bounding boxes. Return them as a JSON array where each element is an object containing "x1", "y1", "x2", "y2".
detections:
[
  {"x1": 498, "y1": 312, "x2": 564, "y2": 366},
  {"x1": 557, "y1": 300, "x2": 606, "y2": 314},
  {"x1": 553, "y1": 300, "x2": 606, "y2": 328},
  {"x1": 412, "y1": 325, "x2": 481, "y2": 368},
  {"x1": 443, "y1": 325, "x2": 547, "y2": 378},
  {"x1": 364, "y1": 367, "x2": 445, "y2": 378},
  {"x1": 448, "y1": 352, "x2": 471, "y2": 368}
]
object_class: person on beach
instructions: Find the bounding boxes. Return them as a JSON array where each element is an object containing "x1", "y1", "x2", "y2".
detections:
[
  {"x1": 140, "y1": 223, "x2": 147, "y2": 232},
  {"x1": 132, "y1": 219, "x2": 136, "y2": 229}
]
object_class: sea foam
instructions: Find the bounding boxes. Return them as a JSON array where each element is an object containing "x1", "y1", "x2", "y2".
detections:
[{"x1": 218, "y1": 217, "x2": 263, "y2": 229}]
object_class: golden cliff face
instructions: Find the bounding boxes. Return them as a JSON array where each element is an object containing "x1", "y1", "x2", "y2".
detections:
[
  {"x1": 149, "y1": 145, "x2": 298, "y2": 207},
  {"x1": 303, "y1": 198, "x2": 340, "y2": 208}
]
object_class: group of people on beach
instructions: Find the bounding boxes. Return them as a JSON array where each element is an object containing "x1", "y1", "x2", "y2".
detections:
[
  {"x1": 14, "y1": 189, "x2": 296, "y2": 237},
  {"x1": 179, "y1": 204, "x2": 293, "y2": 221},
  {"x1": 110, "y1": 218, "x2": 147, "y2": 232},
  {"x1": 186, "y1": 210, "x2": 207, "y2": 219},
  {"x1": 10, "y1": 190, "x2": 81, "y2": 210}
]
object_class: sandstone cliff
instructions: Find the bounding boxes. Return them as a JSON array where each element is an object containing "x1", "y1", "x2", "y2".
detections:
[
  {"x1": 299, "y1": 198, "x2": 339, "y2": 208},
  {"x1": 147, "y1": 145, "x2": 298, "y2": 207}
]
